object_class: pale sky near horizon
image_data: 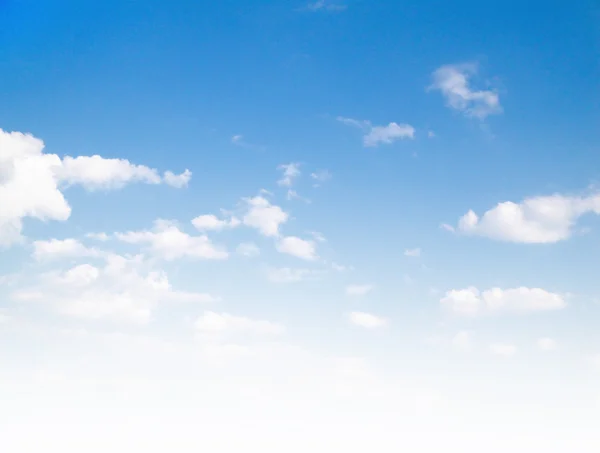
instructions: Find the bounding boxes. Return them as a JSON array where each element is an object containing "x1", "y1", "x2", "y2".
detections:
[{"x1": 1, "y1": 1, "x2": 600, "y2": 452}]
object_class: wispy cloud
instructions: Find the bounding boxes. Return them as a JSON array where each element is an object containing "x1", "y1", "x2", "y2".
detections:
[
  {"x1": 304, "y1": 0, "x2": 347, "y2": 12},
  {"x1": 428, "y1": 63, "x2": 502, "y2": 119},
  {"x1": 337, "y1": 117, "x2": 415, "y2": 147}
]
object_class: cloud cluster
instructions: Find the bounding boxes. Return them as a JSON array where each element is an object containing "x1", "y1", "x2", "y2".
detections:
[
  {"x1": 440, "y1": 286, "x2": 565, "y2": 316},
  {"x1": 0, "y1": 129, "x2": 189, "y2": 247},
  {"x1": 453, "y1": 193, "x2": 600, "y2": 243}
]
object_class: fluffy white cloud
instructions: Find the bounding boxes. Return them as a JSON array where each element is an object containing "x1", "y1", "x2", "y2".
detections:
[
  {"x1": 191, "y1": 214, "x2": 240, "y2": 231},
  {"x1": 429, "y1": 63, "x2": 501, "y2": 119},
  {"x1": 195, "y1": 311, "x2": 285, "y2": 336},
  {"x1": 454, "y1": 193, "x2": 600, "y2": 243},
  {"x1": 277, "y1": 163, "x2": 301, "y2": 187},
  {"x1": 236, "y1": 242, "x2": 260, "y2": 257},
  {"x1": 490, "y1": 343, "x2": 517, "y2": 357},
  {"x1": 163, "y1": 169, "x2": 192, "y2": 188},
  {"x1": 116, "y1": 219, "x2": 228, "y2": 261},
  {"x1": 276, "y1": 236, "x2": 318, "y2": 261},
  {"x1": 346, "y1": 284, "x2": 373, "y2": 296},
  {"x1": 337, "y1": 117, "x2": 415, "y2": 147},
  {"x1": 348, "y1": 311, "x2": 388, "y2": 329},
  {"x1": 12, "y1": 254, "x2": 217, "y2": 323},
  {"x1": 242, "y1": 196, "x2": 289, "y2": 237},
  {"x1": 266, "y1": 267, "x2": 314, "y2": 283},
  {"x1": 32, "y1": 238, "x2": 99, "y2": 261},
  {"x1": 537, "y1": 337, "x2": 557, "y2": 351},
  {"x1": 0, "y1": 129, "x2": 190, "y2": 247},
  {"x1": 404, "y1": 248, "x2": 421, "y2": 257},
  {"x1": 57, "y1": 155, "x2": 162, "y2": 190},
  {"x1": 440, "y1": 286, "x2": 565, "y2": 316}
]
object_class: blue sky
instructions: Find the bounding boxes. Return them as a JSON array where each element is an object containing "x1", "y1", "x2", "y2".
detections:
[{"x1": 1, "y1": 1, "x2": 600, "y2": 452}]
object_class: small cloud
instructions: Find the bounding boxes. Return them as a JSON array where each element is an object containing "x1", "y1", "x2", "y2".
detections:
[
  {"x1": 348, "y1": 311, "x2": 388, "y2": 329},
  {"x1": 337, "y1": 117, "x2": 415, "y2": 147},
  {"x1": 440, "y1": 223, "x2": 455, "y2": 233},
  {"x1": 428, "y1": 130, "x2": 436, "y2": 138},
  {"x1": 346, "y1": 284, "x2": 373, "y2": 296},
  {"x1": 404, "y1": 248, "x2": 421, "y2": 258},
  {"x1": 85, "y1": 232, "x2": 110, "y2": 241},
  {"x1": 286, "y1": 189, "x2": 311, "y2": 203},
  {"x1": 277, "y1": 162, "x2": 301, "y2": 187},
  {"x1": 266, "y1": 267, "x2": 316, "y2": 283},
  {"x1": 163, "y1": 169, "x2": 192, "y2": 188},
  {"x1": 304, "y1": 0, "x2": 347, "y2": 12},
  {"x1": 231, "y1": 134, "x2": 264, "y2": 151},
  {"x1": 428, "y1": 62, "x2": 502, "y2": 119},
  {"x1": 311, "y1": 169, "x2": 332, "y2": 187},
  {"x1": 276, "y1": 236, "x2": 318, "y2": 261}
]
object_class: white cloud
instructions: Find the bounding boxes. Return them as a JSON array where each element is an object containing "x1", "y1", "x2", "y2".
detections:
[
  {"x1": 236, "y1": 242, "x2": 260, "y2": 257},
  {"x1": 242, "y1": 196, "x2": 289, "y2": 237},
  {"x1": 231, "y1": 134, "x2": 243, "y2": 144},
  {"x1": 277, "y1": 163, "x2": 301, "y2": 187},
  {"x1": 266, "y1": 267, "x2": 314, "y2": 283},
  {"x1": 310, "y1": 169, "x2": 332, "y2": 187},
  {"x1": 32, "y1": 238, "x2": 99, "y2": 261},
  {"x1": 429, "y1": 63, "x2": 502, "y2": 119},
  {"x1": 490, "y1": 342, "x2": 517, "y2": 357},
  {"x1": 116, "y1": 219, "x2": 228, "y2": 261},
  {"x1": 191, "y1": 214, "x2": 240, "y2": 231},
  {"x1": 454, "y1": 193, "x2": 600, "y2": 243},
  {"x1": 12, "y1": 254, "x2": 217, "y2": 323},
  {"x1": 163, "y1": 169, "x2": 192, "y2": 188},
  {"x1": 195, "y1": 311, "x2": 285, "y2": 336},
  {"x1": 440, "y1": 286, "x2": 565, "y2": 316},
  {"x1": 0, "y1": 129, "x2": 188, "y2": 247},
  {"x1": 537, "y1": 337, "x2": 557, "y2": 351},
  {"x1": 276, "y1": 236, "x2": 318, "y2": 261},
  {"x1": 57, "y1": 155, "x2": 162, "y2": 190},
  {"x1": 338, "y1": 117, "x2": 415, "y2": 147},
  {"x1": 346, "y1": 284, "x2": 373, "y2": 296},
  {"x1": 348, "y1": 311, "x2": 388, "y2": 329},
  {"x1": 305, "y1": 0, "x2": 347, "y2": 12},
  {"x1": 286, "y1": 189, "x2": 311, "y2": 203},
  {"x1": 404, "y1": 247, "x2": 421, "y2": 257}
]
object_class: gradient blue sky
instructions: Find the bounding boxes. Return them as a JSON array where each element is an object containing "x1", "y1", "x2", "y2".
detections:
[{"x1": 1, "y1": 1, "x2": 600, "y2": 452}]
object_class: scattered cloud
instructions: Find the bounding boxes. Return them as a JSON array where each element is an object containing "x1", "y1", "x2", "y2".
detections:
[
  {"x1": 304, "y1": 0, "x2": 347, "y2": 12},
  {"x1": 277, "y1": 163, "x2": 301, "y2": 187},
  {"x1": 191, "y1": 213, "x2": 241, "y2": 231},
  {"x1": 428, "y1": 130, "x2": 436, "y2": 138},
  {"x1": 286, "y1": 189, "x2": 311, "y2": 203},
  {"x1": 85, "y1": 232, "x2": 109, "y2": 241},
  {"x1": 440, "y1": 286, "x2": 565, "y2": 316},
  {"x1": 310, "y1": 169, "x2": 332, "y2": 187},
  {"x1": 242, "y1": 196, "x2": 289, "y2": 237},
  {"x1": 115, "y1": 219, "x2": 228, "y2": 261},
  {"x1": 32, "y1": 238, "x2": 99, "y2": 261},
  {"x1": 12, "y1": 254, "x2": 217, "y2": 323},
  {"x1": 276, "y1": 236, "x2": 318, "y2": 261},
  {"x1": 404, "y1": 247, "x2": 421, "y2": 257},
  {"x1": 338, "y1": 117, "x2": 415, "y2": 147},
  {"x1": 428, "y1": 63, "x2": 502, "y2": 119},
  {"x1": 346, "y1": 284, "x2": 373, "y2": 296},
  {"x1": 348, "y1": 311, "x2": 388, "y2": 329},
  {"x1": 490, "y1": 342, "x2": 517, "y2": 357},
  {"x1": 266, "y1": 267, "x2": 315, "y2": 283},
  {"x1": 163, "y1": 169, "x2": 192, "y2": 188},
  {"x1": 236, "y1": 242, "x2": 260, "y2": 257},
  {"x1": 0, "y1": 129, "x2": 188, "y2": 247},
  {"x1": 453, "y1": 192, "x2": 600, "y2": 243},
  {"x1": 537, "y1": 337, "x2": 557, "y2": 351}
]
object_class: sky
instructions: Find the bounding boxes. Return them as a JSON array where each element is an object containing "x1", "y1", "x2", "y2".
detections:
[{"x1": 1, "y1": 0, "x2": 600, "y2": 452}]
